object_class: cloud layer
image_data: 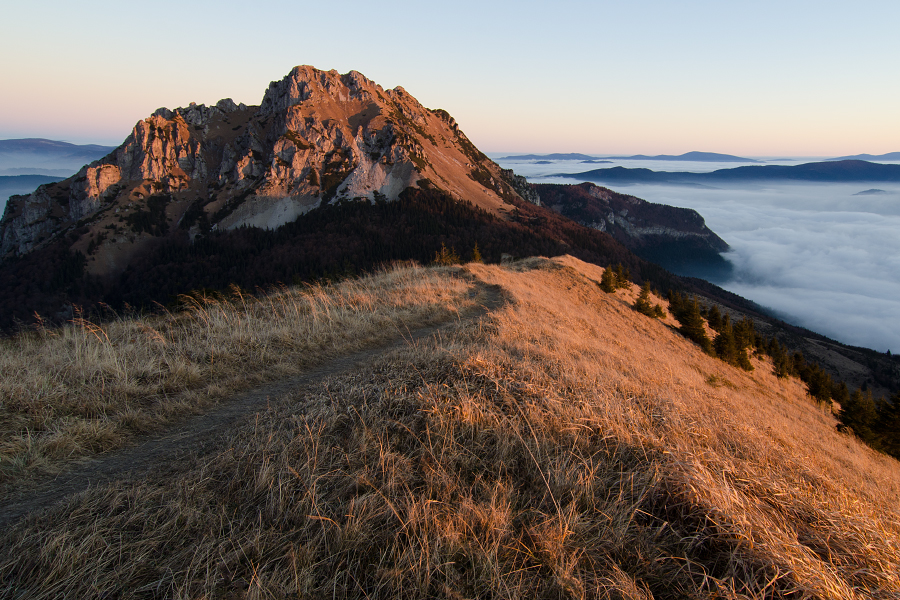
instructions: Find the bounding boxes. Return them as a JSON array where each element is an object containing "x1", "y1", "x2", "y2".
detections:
[
  {"x1": 505, "y1": 156, "x2": 900, "y2": 353},
  {"x1": 607, "y1": 182, "x2": 900, "y2": 352}
]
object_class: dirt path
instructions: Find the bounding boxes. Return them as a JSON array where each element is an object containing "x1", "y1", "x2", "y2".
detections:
[{"x1": 0, "y1": 281, "x2": 506, "y2": 528}]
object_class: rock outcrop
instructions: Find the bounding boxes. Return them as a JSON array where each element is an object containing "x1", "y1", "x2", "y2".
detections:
[
  {"x1": 533, "y1": 182, "x2": 728, "y2": 250},
  {"x1": 531, "y1": 182, "x2": 732, "y2": 279},
  {"x1": 0, "y1": 66, "x2": 529, "y2": 277}
]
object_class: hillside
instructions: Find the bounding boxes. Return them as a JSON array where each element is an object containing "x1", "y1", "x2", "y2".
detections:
[{"x1": 1, "y1": 256, "x2": 897, "y2": 598}]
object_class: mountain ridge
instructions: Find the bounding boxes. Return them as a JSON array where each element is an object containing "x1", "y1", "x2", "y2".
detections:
[
  {"x1": 558, "y1": 159, "x2": 900, "y2": 184},
  {"x1": 828, "y1": 151, "x2": 900, "y2": 162},
  {"x1": 0, "y1": 66, "x2": 528, "y2": 275},
  {"x1": 607, "y1": 151, "x2": 758, "y2": 162}
]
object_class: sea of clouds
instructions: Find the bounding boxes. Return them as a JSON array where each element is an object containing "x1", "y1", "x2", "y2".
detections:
[{"x1": 496, "y1": 155, "x2": 900, "y2": 353}]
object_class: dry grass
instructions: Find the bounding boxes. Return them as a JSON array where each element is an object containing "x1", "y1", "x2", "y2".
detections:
[
  {"x1": 1, "y1": 256, "x2": 898, "y2": 598},
  {"x1": 0, "y1": 262, "x2": 476, "y2": 486}
]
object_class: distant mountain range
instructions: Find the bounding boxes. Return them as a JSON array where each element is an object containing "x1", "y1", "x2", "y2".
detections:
[
  {"x1": 497, "y1": 153, "x2": 598, "y2": 161},
  {"x1": 0, "y1": 138, "x2": 116, "y2": 177},
  {"x1": 607, "y1": 151, "x2": 758, "y2": 163},
  {"x1": 827, "y1": 152, "x2": 900, "y2": 162},
  {"x1": 0, "y1": 139, "x2": 115, "y2": 155},
  {"x1": 558, "y1": 160, "x2": 900, "y2": 185},
  {"x1": 497, "y1": 151, "x2": 758, "y2": 163}
]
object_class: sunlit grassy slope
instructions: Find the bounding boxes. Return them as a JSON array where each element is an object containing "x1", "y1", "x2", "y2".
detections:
[
  {"x1": 0, "y1": 263, "x2": 477, "y2": 486},
  {"x1": 2, "y1": 256, "x2": 899, "y2": 598}
]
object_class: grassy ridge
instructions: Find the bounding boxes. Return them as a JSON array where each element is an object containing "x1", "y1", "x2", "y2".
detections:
[
  {"x1": 1, "y1": 257, "x2": 898, "y2": 598},
  {"x1": 0, "y1": 263, "x2": 476, "y2": 487}
]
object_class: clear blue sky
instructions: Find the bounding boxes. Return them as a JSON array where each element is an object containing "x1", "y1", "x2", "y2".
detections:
[{"x1": 2, "y1": 0, "x2": 898, "y2": 155}]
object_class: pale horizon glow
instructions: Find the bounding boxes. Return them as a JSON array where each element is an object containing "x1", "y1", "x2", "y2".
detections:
[{"x1": 1, "y1": 1, "x2": 898, "y2": 155}]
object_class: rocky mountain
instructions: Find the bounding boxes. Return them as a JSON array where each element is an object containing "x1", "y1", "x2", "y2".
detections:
[
  {"x1": 0, "y1": 66, "x2": 531, "y2": 280},
  {"x1": 531, "y1": 182, "x2": 732, "y2": 280},
  {"x1": 0, "y1": 65, "x2": 735, "y2": 299}
]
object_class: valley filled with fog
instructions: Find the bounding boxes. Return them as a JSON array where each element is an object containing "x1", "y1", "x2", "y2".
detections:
[{"x1": 497, "y1": 155, "x2": 900, "y2": 353}]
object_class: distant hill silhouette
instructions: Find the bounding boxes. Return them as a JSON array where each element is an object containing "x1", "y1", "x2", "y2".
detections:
[
  {"x1": 559, "y1": 160, "x2": 900, "y2": 184},
  {"x1": 0, "y1": 139, "x2": 115, "y2": 155},
  {"x1": 0, "y1": 138, "x2": 116, "y2": 178},
  {"x1": 827, "y1": 151, "x2": 900, "y2": 162},
  {"x1": 497, "y1": 153, "x2": 598, "y2": 161},
  {"x1": 607, "y1": 151, "x2": 758, "y2": 163}
]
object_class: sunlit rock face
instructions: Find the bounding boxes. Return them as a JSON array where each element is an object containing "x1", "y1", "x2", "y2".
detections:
[{"x1": 0, "y1": 66, "x2": 527, "y2": 275}]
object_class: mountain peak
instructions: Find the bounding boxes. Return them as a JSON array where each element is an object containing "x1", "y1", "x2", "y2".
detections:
[{"x1": 0, "y1": 66, "x2": 528, "y2": 274}]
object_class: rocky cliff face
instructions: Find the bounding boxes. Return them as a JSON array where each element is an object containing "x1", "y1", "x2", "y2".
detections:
[
  {"x1": 532, "y1": 182, "x2": 732, "y2": 279},
  {"x1": 0, "y1": 66, "x2": 526, "y2": 277}
]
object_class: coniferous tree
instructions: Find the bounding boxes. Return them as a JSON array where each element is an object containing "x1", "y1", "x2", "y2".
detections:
[
  {"x1": 470, "y1": 243, "x2": 483, "y2": 263},
  {"x1": 840, "y1": 389, "x2": 878, "y2": 442},
  {"x1": 677, "y1": 297, "x2": 713, "y2": 354},
  {"x1": 733, "y1": 317, "x2": 756, "y2": 352},
  {"x1": 832, "y1": 381, "x2": 851, "y2": 410},
  {"x1": 600, "y1": 267, "x2": 617, "y2": 293},
  {"x1": 614, "y1": 263, "x2": 631, "y2": 289},
  {"x1": 804, "y1": 364, "x2": 833, "y2": 404},
  {"x1": 633, "y1": 282, "x2": 654, "y2": 315},
  {"x1": 667, "y1": 290, "x2": 686, "y2": 321},
  {"x1": 706, "y1": 305, "x2": 724, "y2": 332},
  {"x1": 433, "y1": 243, "x2": 461, "y2": 266},
  {"x1": 877, "y1": 391, "x2": 900, "y2": 457},
  {"x1": 713, "y1": 316, "x2": 738, "y2": 365},
  {"x1": 633, "y1": 282, "x2": 666, "y2": 318}
]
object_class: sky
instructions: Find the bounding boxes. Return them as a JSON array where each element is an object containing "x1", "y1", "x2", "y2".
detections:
[{"x1": 2, "y1": 0, "x2": 899, "y2": 156}]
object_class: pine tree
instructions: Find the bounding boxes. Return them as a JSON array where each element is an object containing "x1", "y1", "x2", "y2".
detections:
[
  {"x1": 677, "y1": 297, "x2": 713, "y2": 354},
  {"x1": 733, "y1": 317, "x2": 756, "y2": 352},
  {"x1": 433, "y1": 243, "x2": 460, "y2": 266},
  {"x1": 706, "y1": 305, "x2": 724, "y2": 332},
  {"x1": 614, "y1": 263, "x2": 631, "y2": 289},
  {"x1": 633, "y1": 282, "x2": 654, "y2": 316},
  {"x1": 600, "y1": 267, "x2": 617, "y2": 293},
  {"x1": 877, "y1": 391, "x2": 900, "y2": 457},
  {"x1": 840, "y1": 389, "x2": 878, "y2": 442},
  {"x1": 470, "y1": 243, "x2": 483, "y2": 263},
  {"x1": 713, "y1": 316, "x2": 738, "y2": 365},
  {"x1": 832, "y1": 381, "x2": 850, "y2": 410},
  {"x1": 667, "y1": 290, "x2": 685, "y2": 321}
]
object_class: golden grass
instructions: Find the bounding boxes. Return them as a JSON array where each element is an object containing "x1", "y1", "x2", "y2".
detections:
[
  {"x1": 1, "y1": 256, "x2": 898, "y2": 598},
  {"x1": 0, "y1": 262, "x2": 476, "y2": 486}
]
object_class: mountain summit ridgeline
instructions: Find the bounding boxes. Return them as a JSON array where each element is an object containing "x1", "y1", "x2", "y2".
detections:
[{"x1": 0, "y1": 66, "x2": 527, "y2": 273}]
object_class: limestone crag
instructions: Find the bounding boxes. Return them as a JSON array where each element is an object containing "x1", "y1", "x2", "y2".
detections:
[
  {"x1": 532, "y1": 181, "x2": 729, "y2": 253},
  {"x1": 0, "y1": 66, "x2": 528, "y2": 276}
]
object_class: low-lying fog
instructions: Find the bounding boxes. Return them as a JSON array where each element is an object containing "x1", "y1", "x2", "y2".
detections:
[{"x1": 496, "y1": 156, "x2": 900, "y2": 353}]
